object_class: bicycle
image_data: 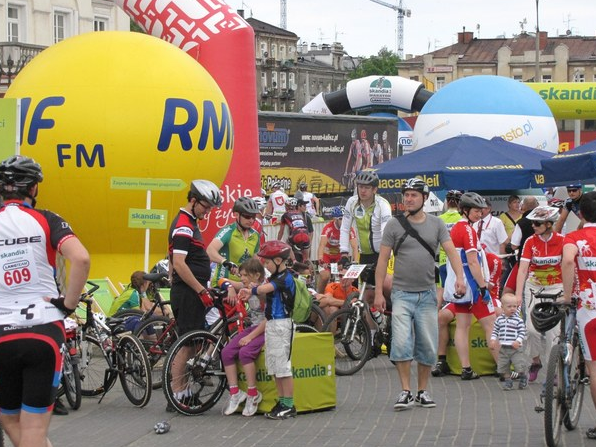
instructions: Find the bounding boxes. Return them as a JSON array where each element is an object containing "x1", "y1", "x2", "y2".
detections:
[
  {"x1": 58, "y1": 317, "x2": 82, "y2": 410},
  {"x1": 111, "y1": 272, "x2": 172, "y2": 321},
  {"x1": 322, "y1": 263, "x2": 391, "y2": 375},
  {"x1": 77, "y1": 281, "x2": 152, "y2": 407},
  {"x1": 532, "y1": 289, "x2": 587, "y2": 447}
]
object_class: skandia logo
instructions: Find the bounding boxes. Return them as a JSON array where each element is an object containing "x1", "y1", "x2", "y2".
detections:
[
  {"x1": 538, "y1": 86, "x2": 596, "y2": 101},
  {"x1": 237, "y1": 364, "x2": 332, "y2": 382},
  {"x1": 259, "y1": 123, "x2": 290, "y2": 148},
  {"x1": 369, "y1": 77, "x2": 392, "y2": 104},
  {"x1": 533, "y1": 256, "x2": 561, "y2": 266}
]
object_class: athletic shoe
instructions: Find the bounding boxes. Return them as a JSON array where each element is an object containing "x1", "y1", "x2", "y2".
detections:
[
  {"x1": 265, "y1": 402, "x2": 296, "y2": 420},
  {"x1": 415, "y1": 391, "x2": 436, "y2": 408},
  {"x1": 510, "y1": 371, "x2": 520, "y2": 380},
  {"x1": 502, "y1": 379, "x2": 513, "y2": 391},
  {"x1": 393, "y1": 390, "x2": 414, "y2": 411},
  {"x1": 242, "y1": 391, "x2": 263, "y2": 417},
  {"x1": 222, "y1": 389, "x2": 247, "y2": 416},
  {"x1": 528, "y1": 363, "x2": 542, "y2": 382},
  {"x1": 431, "y1": 360, "x2": 450, "y2": 377},
  {"x1": 518, "y1": 375, "x2": 528, "y2": 390},
  {"x1": 461, "y1": 368, "x2": 479, "y2": 380},
  {"x1": 587, "y1": 428, "x2": 596, "y2": 439}
]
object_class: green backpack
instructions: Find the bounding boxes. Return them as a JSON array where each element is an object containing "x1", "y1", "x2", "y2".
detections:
[{"x1": 291, "y1": 276, "x2": 313, "y2": 323}]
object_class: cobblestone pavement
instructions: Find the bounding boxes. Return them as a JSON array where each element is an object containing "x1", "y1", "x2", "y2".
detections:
[{"x1": 14, "y1": 356, "x2": 596, "y2": 447}]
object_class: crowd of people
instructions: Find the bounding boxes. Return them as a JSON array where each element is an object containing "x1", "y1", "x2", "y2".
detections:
[{"x1": 3, "y1": 152, "x2": 596, "y2": 446}]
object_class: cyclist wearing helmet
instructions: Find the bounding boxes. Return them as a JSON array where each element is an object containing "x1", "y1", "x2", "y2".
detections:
[
  {"x1": 447, "y1": 191, "x2": 496, "y2": 380},
  {"x1": 360, "y1": 129, "x2": 373, "y2": 169},
  {"x1": 437, "y1": 190, "x2": 463, "y2": 302},
  {"x1": 382, "y1": 130, "x2": 393, "y2": 161},
  {"x1": 278, "y1": 193, "x2": 312, "y2": 263},
  {"x1": 239, "y1": 240, "x2": 297, "y2": 419},
  {"x1": 207, "y1": 197, "x2": 261, "y2": 285},
  {"x1": 374, "y1": 177, "x2": 465, "y2": 410},
  {"x1": 297, "y1": 182, "x2": 319, "y2": 217},
  {"x1": 265, "y1": 181, "x2": 288, "y2": 224},
  {"x1": 344, "y1": 128, "x2": 363, "y2": 180},
  {"x1": 372, "y1": 132, "x2": 383, "y2": 165},
  {"x1": 554, "y1": 183, "x2": 584, "y2": 233},
  {"x1": 561, "y1": 191, "x2": 596, "y2": 439},
  {"x1": 515, "y1": 205, "x2": 564, "y2": 382},
  {"x1": 0, "y1": 155, "x2": 90, "y2": 447},
  {"x1": 316, "y1": 206, "x2": 358, "y2": 293}
]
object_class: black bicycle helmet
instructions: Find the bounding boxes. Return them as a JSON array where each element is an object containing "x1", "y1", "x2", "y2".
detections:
[
  {"x1": 232, "y1": 197, "x2": 259, "y2": 215},
  {"x1": 530, "y1": 302, "x2": 564, "y2": 333},
  {"x1": 401, "y1": 178, "x2": 429, "y2": 196},
  {"x1": 190, "y1": 179, "x2": 222, "y2": 207},
  {"x1": 446, "y1": 190, "x2": 463, "y2": 202},
  {"x1": 459, "y1": 192, "x2": 488, "y2": 209},
  {"x1": 0, "y1": 155, "x2": 43, "y2": 189},
  {"x1": 355, "y1": 171, "x2": 379, "y2": 187}
]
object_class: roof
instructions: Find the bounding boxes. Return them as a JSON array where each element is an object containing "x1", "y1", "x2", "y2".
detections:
[
  {"x1": 246, "y1": 17, "x2": 298, "y2": 39},
  {"x1": 401, "y1": 33, "x2": 596, "y2": 65}
]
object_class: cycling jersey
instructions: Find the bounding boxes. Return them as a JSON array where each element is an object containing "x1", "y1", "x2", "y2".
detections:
[
  {"x1": 0, "y1": 200, "x2": 76, "y2": 327},
  {"x1": 269, "y1": 190, "x2": 288, "y2": 215},
  {"x1": 450, "y1": 219, "x2": 480, "y2": 253},
  {"x1": 485, "y1": 252, "x2": 502, "y2": 299},
  {"x1": 438, "y1": 209, "x2": 461, "y2": 266},
  {"x1": 564, "y1": 224, "x2": 596, "y2": 303},
  {"x1": 519, "y1": 232, "x2": 564, "y2": 286},
  {"x1": 280, "y1": 210, "x2": 310, "y2": 247},
  {"x1": 168, "y1": 208, "x2": 211, "y2": 285},
  {"x1": 211, "y1": 223, "x2": 260, "y2": 284},
  {"x1": 320, "y1": 220, "x2": 356, "y2": 260},
  {"x1": 340, "y1": 194, "x2": 392, "y2": 255}
]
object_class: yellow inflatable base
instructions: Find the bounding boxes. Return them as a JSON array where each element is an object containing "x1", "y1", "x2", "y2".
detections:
[
  {"x1": 236, "y1": 332, "x2": 336, "y2": 413},
  {"x1": 446, "y1": 318, "x2": 496, "y2": 376}
]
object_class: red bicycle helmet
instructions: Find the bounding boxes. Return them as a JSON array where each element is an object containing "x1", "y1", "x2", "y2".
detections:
[{"x1": 257, "y1": 240, "x2": 292, "y2": 260}]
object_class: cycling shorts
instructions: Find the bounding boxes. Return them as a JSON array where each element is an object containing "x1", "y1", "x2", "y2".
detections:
[
  {"x1": 290, "y1": 230, "x2": 310, "y2": 250},
  {"x1": 0, "y1": 320, "x2": 65, "y2": 414},
  {"x1": 448, "y1": 297, "x2": 497, "y2": 320},
  {"x1": 171, "y1": 281, "x2": 208, "y2": 336},
  {"x1": 576, "y1": 305, "x2": 596, "y2": 361}
]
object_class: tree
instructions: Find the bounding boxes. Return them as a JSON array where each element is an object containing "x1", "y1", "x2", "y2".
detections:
[{"x1": 348, "y1": 47, "x2": 400, "y2": 80}]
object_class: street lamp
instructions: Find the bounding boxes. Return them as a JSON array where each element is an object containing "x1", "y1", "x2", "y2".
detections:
[{"x1": 535, "y1": 0, "x2": 540, "y2": 82}]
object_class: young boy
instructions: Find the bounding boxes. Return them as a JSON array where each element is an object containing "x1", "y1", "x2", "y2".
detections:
[
  {"x1": 489, "y1": 293, "x2": 527, "y2": 390},
  {"x1": 239, "y1": 240, "x2": 297, "y2": 419}
]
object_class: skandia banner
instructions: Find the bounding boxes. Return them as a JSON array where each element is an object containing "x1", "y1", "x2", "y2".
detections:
[
  {"x1": 259, "y1": 112, "x2": 398, "y2": 195},
  {"x1": 526, "y1": 83, "x2": 596, "y2": 120}
]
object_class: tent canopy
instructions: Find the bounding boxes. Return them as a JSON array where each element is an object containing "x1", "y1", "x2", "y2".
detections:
[{"x1": 540, "y1": 139, "x2": 596, "y2": 186}]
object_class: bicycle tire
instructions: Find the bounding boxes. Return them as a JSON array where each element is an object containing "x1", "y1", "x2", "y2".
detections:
[
  {"x1": 79, "y1": 336, "x2": 118, "y2": 397},
  {"x1": 162, "y1": 330, "x2": 227, "y2": 416},
  {"x1": 133, "y1": 316, "x2": 178, "y2": 389},
  {"x1": 322, "y1": 307, "x2": 371, "y2": 376},
  {"x1": 62, "y1": 351, "x2": 82, "y2": 410},
  {"x1": 117, "y1": 334, "x2": 152, "y2": 407},
  {"x1": 305, "y1": 302, "x2": 326, "y2": 331},
  {"x1": 563, "y1": 332, "x2": 586, "y2": 430},
  {"x1": 295, "y1": 323, "x2": 319, "y2": 333},
  {"x1": 112, "y1": 308, "x2": 144, "y2": 320},
  {"x1": 544, "y1": 343, "x2": 565, "y2": 447}
]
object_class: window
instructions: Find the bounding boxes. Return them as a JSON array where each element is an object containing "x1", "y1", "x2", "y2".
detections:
[
  {"x1": 541, "y1": 74, "x2": 552, "y2": 83},
  {"x1": 279, "y1": 45, "x2": 286, "y2": 60},
  {"x1": 261, "y1": 72, "x2": 267, "y2": 88},
  {"x1": 94, "y1": 17, "x2": 108, "y2": 32},
  {"x1": 573, "y1": 72, "x2": 585, "y2": 82},
  {"x1": 260, "y1": 42, "x2": 267, "y2": 57},
  {"x1": 280, "y1": 72, "x2": 286, "y2": 89},
  {"x1": 53, "y1": 10, "x2": 72, "y2": 43},
  {"x1": 7, "y1": 4, "x2": 23, "y2": 42},
  {"x1": 410, "y1": 76, "x2": 419, "y2": 82},
  {"x1": 271, "y1": 44, "x2": 277, "y2": 60},
  {"x1": 289, "y1": 73, "x2": 295, "y2": 89},
  {"x1": 271, "y1": 72, "x2": 278, "y2": 89},
  {"x1": 513, "y1": 75, "x2": 523, "y2": 82},
  {"x1": 436, "y1": 76, "x2": 445, "y2": 90}
]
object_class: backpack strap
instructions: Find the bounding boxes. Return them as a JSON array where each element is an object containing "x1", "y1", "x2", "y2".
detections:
[{"x1": 393, "y1": 213, "x2": 436, "y2": 260}]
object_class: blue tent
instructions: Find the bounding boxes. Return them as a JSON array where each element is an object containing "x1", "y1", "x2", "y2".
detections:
[
  {"x1": 540, "y1": 139, "x2": 596, "y2": 185},
  {"x1": 372, "y1": 135, "x2": 553, "y2": 192}
]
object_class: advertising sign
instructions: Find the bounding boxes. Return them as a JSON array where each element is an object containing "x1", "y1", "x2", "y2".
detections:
[
  {"x1": 258, "y1": 112, "x2": 398, "y2": 195},
  {"x1": 128, "y1": 208, "x2": 168, "y2": 230},
  {"x1": 0, "y1": 98, "x2": 18, "y2": 160}
]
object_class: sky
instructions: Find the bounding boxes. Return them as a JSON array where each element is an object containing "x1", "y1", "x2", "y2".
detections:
[{"x1": 233, "y1": 0, "x2": 595, "y2": 58}]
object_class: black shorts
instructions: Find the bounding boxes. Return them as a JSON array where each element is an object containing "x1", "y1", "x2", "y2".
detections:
[
  {"x1": 0, "y1": 320, "x2": 65, "y2": 413},
  {"x1": 171, "y1": 281, "x2": 208, "y2": 336}
]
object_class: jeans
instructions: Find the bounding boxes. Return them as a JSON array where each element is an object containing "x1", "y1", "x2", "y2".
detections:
[{"x1": 390, "y1": 289, "x2": 438, "y2": 366}]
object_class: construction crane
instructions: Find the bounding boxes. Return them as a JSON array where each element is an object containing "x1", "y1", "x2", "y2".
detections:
[
  {"x1": 369, "y1": 0, "x2": 411, "y2": 59},
  {"x1": 280, "y1": 0, "x2": 287, "y2": 29}
]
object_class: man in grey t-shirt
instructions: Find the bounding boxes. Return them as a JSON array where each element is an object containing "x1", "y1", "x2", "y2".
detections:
[{"x1": 374, "y1": 178, "x2": 465, "y2": 411}]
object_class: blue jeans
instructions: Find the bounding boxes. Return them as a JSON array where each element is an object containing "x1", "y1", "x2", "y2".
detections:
[{"x1": 390, "y1": 289, "x2": 438, "y2": 366}]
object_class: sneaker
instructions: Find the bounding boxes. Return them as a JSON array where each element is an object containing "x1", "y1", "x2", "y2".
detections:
[
  {"x1": 461, "y1": 368, "x2": 479, "y2": 380},
  {"x1": 415, "y1": 391, "x2": 436, "y2": 408},
  {"x1": 502, "y1": 379, "x2": 513, "y2": 391},
  {"x1": 242, "y1": 391, "x2": 263, "y2": 417},
  {"x1": 431, "y1": 360, "x2": 450, "y2": 377},
  {"x1": 529, "y1": 363, "x2": 542, "y2": 382},
  {"x1": 265, "y1": 402, "x2": 296, "y2": 420},
  {"x1": 587, "y1": 427, "x2": 596, "y2": 439},
  {"x1": 393, "y1": 390, "x2": 414, "y2": 411},
  {"x1": 518, "y1": 375, "x2": 528, "y2": 390},
  {"x1": 265, "y1": 400, "x2": 283, "y2": 418},
  {"x1": 222, "y1": 389, "x2": 247, "y2": 416}
]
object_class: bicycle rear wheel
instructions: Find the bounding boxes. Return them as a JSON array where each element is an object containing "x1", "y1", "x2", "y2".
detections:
[
  {"x1": 563, "y1": 332, "x2": 586, "y2": 430},
  {"x1": 544, "y1": 343, "x2": 565, "y2": 447},
  {"x1": 79, "y1": 336, "x2": 118, "y2": 397},
  {"x1": 62, "y1": 351, "x2": 82, "y2": 410},
  {"x1": 295, "y1": 324, "x2": 319, "y2": 333},
  {"x1": 133, "y1": 316, "x2": 178, "y2": 389},
  {"x1": 162, "y1": 330, "x2": 227, "y2": 416},
  {"x1": 322, "y1": 308, "x2": 371, "y2": 376},
  {"x1": 305, "y1": 302, "x2": 326, "y2": 331},
  {"x1": 117, "y1": 334, "x2": 152, "y2": 407}
]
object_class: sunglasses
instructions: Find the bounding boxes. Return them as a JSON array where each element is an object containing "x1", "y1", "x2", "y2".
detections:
[
  {"x1": 196, "y1": 201, "x2": 212, "y2": 210},
  {"x1": 567, "y1": 188, "x2": 580, "y2": 192},
  {"x1": 531, "y1": 221, "x2": 545, "y2": 227},
  {"x1": 240, "y1": 213, "x2": 256, "y2": 220}
]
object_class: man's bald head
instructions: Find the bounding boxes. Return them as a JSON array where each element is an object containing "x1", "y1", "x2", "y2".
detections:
[{"x1": 521, "y1": 196, "x2": 539, "y2": 212}]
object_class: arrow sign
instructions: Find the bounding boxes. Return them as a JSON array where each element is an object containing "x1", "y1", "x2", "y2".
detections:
[{"x1": 111, "y1": 177, "x2": 187, "y2": 191}]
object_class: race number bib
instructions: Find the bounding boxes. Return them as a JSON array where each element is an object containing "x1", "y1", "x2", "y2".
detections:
[{"x1": 0, "y1": 245, "x2": 40, "y2": 290}]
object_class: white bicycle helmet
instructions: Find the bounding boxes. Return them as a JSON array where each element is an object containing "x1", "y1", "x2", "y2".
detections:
[
  {"x1": 190, "y1": 179, "x2": 222, "y2": 207},
  {"x1": 527, "y1": 206, "x2": 560, "y2": 223},
  {"x1": 401, "y1": 178, "x2": 429, "y2": 195},
  {"x1": 252, "y1": 196, "x2": 267, "y2": 211}
]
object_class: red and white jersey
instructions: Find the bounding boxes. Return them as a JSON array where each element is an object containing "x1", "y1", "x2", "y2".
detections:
[
  {"x1": 450, "y1": 219, "x2": 480, "y2": 253},
  {"x1": 485, "y1": 252, "x2": 502, "y2": 299},
  {"x1": 320, "y1": 221, "x2": 356, "y2": 256},
  {"x1": 520, "y1": 232, "x2": 564, "y2": 286},
  {"x1": 0, "y1": 200, "x2": 76, "y2": 327},
  {"x1": 564, "y1": 225, "x2": 596, "y2": 303},
  {"x1": 269, "y1": 190, "x2": 288, "y2": 215}
]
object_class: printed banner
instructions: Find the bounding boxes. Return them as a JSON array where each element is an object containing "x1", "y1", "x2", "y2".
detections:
[{"x1": 0, "y1": 98, "x2": 18, "y2": 160}]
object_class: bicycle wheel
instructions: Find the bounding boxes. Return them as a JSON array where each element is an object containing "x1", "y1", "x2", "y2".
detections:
[
  {"x1": 162, "y1": 330, "x2": 227, "y2": 416},
  {"x1": 305, "y1": 302, "x2": 326, "y2": 331},
  {"x1": 117, "y1": 334, "x2": 152, "y2": 407},
  {"x1": 322, "y1": 308, "x2": 371, "y2": 376},
  {"x1": 79, "y1": 336, "x2": 118, "y2": 397},
  {"x1": 563, "y1": 332, "x2": 586, "y2": 430},
  {"x1": 112, "y1": 308, "x2": 144, "y2": 319},
  {"x1": 544, "y1": 344, "x2": 565, "y2": 447},
  {"x1": 62, "y1": 351, "x2": 82, "y2": 410},
  {"x1": 295, "y1": 323, "x2": 319, "y2": 333},
  {"x1": 133, "y1": 316, "x2": 178, "y2": 389}
]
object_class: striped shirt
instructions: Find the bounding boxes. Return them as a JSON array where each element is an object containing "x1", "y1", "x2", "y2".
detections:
[{"x1": 490, "y1": 314, "x2": 526, "y2": 346}]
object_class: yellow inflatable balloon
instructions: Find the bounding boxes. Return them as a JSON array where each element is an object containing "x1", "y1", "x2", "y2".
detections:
[{"x1": 6, "y1": 31, "x2": 233, "y2": 281}]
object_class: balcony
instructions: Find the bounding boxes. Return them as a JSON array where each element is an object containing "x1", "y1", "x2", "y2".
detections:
[{"x1": 0, "y1": 42, "x2": 46, "y2": 88}]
